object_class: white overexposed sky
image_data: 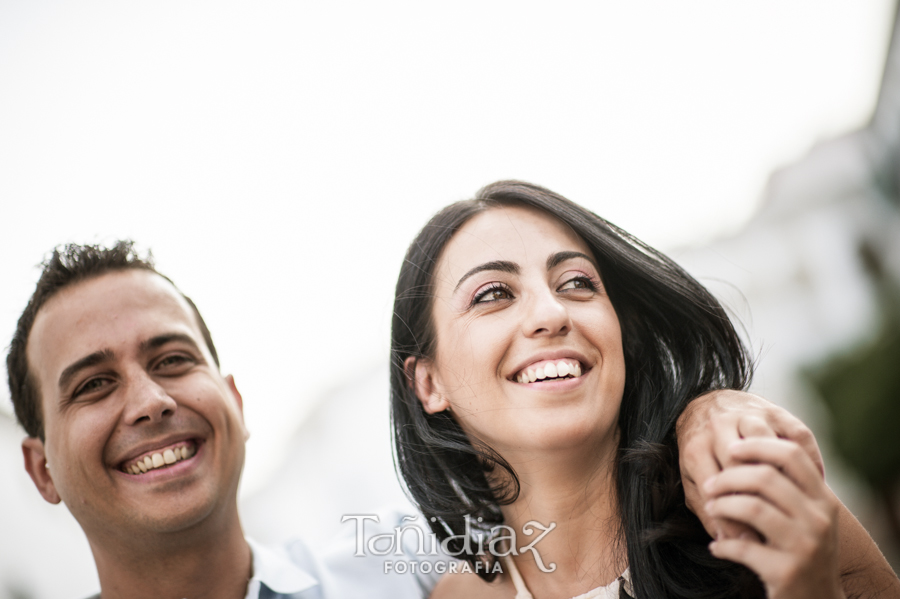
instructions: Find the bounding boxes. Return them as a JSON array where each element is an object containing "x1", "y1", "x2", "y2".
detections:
[{"x1": 0, "y1": 0, "x2": 894, "y2": 494}]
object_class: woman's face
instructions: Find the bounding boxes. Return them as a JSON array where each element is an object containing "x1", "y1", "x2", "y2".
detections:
[{"x1": 416, "y1": 205, "x2": 626, "y2": 456}]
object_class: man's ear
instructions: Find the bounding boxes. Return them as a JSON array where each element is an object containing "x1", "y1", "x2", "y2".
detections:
[
  {"x1": 225, "y1": 374, "x2": 250, "y2": 440},
  {"x1": 22, "y1": 437, "x2": 61, "y2": 505},
  {"x1": 404, "y1": 356, "x2": 450, "y2": 414}
]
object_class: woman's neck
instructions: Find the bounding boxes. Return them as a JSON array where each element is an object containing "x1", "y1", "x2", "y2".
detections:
[{"x1": 496, "y1": 436, "x2": 625, "y2": 599}]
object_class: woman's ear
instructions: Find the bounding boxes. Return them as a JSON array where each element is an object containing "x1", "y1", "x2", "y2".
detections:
[{"x1": 404, "y1": 356, "x2": 451, "y2": 414}]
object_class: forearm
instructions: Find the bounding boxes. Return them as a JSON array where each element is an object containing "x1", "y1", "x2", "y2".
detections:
[{"x1": 833, "y1": 495, "x2": 900, "y2": 599}]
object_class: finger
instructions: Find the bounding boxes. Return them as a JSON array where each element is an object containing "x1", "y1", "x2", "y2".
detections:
[
  {"x1": 705, "y1": 464, "x2": 808, "y2": 519},
  {"x1": 728, "y1": 438, "x2": 824, "y2": 495},
  {"x1": 680, "y1": 436, "x2": 736, "y2": 539},
  {"x1": 765, "y1": 408, "x2": 825, "y2": 476},
  {"x1": 682, "y1": 446, "x2": 720, "y2": 496},
  {"x1": 682, "y1": 465, "x2": 720, "y2": 537},
  {"x1": 737, "y1": 415, "x2": 777, "y2": 439},
  {"x1": 716, "y1": 519, "x2": 763, "y2": 543},
  {"x1": 687, "y1": 471, "x2": 759, "y2": 540},
  {"x1": 709, "y1": 535, "x2": 782, "y2": 577},
  {"x1": 709, "y1": 412, "x2": 742, "y2": 470},
  {"x1": 705, "y1": 494, "x2": 792, "y2": 548}
]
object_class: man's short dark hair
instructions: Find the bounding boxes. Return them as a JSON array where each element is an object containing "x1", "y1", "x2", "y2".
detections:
[{"x1": 7, "y1": 240, "x2": 220, "y2": 440}]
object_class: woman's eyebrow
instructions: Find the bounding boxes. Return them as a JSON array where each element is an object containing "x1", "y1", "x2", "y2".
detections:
[
  {"x1": 454, "y1": 260, "x2": 519, "y2": 291},
  {"x1": 546, "y1": 251, "x2": 598, "y2": 271}
]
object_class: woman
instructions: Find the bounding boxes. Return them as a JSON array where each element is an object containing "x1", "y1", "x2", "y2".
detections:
[{"x1": 390, "y1": 181, "x2": 880, "y2": 598}]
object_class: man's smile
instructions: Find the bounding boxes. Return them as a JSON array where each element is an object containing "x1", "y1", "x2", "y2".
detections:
[{"x1": 119, "y1": 439, "x2": 200, "y2": 475}]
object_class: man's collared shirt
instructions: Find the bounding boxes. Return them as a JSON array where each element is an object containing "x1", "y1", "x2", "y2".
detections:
[
  {"x1": 246, "y1": 510, "x2": 443, "y2": 598},
  {"x1": 83, "y1": 511, "x2": 445, "y2": 599}
]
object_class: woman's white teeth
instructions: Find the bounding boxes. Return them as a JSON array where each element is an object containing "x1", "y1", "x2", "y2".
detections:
[
  {"x1": 516, "y1": 360, "x2": 582, "y2": 383},
  {"x1": 126, "y1": 444, "x2": 195, "y2": 475}
]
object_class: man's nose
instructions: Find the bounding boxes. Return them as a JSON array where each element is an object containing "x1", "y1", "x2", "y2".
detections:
[
  {"x1": 521, "y1": 288, "x2": 571, "y2": 338},
  {"x1": 123, "y1": 372, "x2": 177, "y2": 425}
]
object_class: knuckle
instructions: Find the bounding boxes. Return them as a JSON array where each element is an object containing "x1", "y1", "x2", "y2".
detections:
[
  {"x1": 728, "y1": 541, "x2": 748, "y2": 561},
  {"x1": 809, "y1": 511, "x2": 831, "y2": 537},
  {"x1": 684, "y1": 489, "x2": 702, "y2": 511},
  {"x1": 749, "y1": 500, "x2": 765, "y2": 519},
  {"x1": 782, "y1": 415, "x2": 811, "y2": 436},
  {"x1": 756, "y1": 465, "x2": 776, "y2": 486},
  {"x1": 681, "y1": 442, "x2": 704, "y2": 462},
  {"x1": 792, "y1": 424, "x2": 814, "y2": 443},
  {"x1": 709, "y1": 412, "x2": 731, "y2": 429},
  {"x1": 721, "y1": 520, "x2": 750, "y2": 538},
  {"x1": 677, "y1": 401, "x2": 704, "y2": 434},
  {"x1": 786, "y1": 443, "x2": 804, "y2": 461},
  {"x1": 794, "y1": 536, "x2": 816, "y2": 557},
  {"x1": 741, "y1": 414, "x2": 767, "y2": 430}
]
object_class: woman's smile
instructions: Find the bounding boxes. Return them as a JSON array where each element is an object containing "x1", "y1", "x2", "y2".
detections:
[{"x1": 508, "y1": 352, "x2": 590, "y2": 385}]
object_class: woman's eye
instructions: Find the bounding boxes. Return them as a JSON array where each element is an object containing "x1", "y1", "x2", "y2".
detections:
[
  {"x1": 559, "y1": 276, "x2": 596, "y2": 292},
  {"x1": 473, "y1": 284, "x2": 513, "y2": 304}
]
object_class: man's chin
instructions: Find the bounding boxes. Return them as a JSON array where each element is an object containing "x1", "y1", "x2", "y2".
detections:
[{"x1": 85, "y1": 489, "x2": 230, "y2": 541}]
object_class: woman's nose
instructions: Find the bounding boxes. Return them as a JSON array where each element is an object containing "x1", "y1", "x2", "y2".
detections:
[
  {"x1": 521, "y1": 288, "x2": 571, "y2": 338},
  {"x1": 123, "y1": 373, "x2": 177, "y2": 425}
]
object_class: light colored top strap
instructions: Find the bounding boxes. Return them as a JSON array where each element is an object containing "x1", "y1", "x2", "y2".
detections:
[{"x1": 500, "y1": 554, "x2": 631, "y2": 599}]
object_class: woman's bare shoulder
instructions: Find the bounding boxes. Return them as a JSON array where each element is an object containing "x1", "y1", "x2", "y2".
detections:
[{"x1": 430, "y1": 569, "x2": 511, "y2": 599}]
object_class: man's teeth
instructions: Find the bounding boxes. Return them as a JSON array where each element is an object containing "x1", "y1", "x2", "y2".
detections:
[
  {"x1": 516, "y1": 360, "x2": 582, "y2": 383},
  {"x1": 125, "y1": 444, "x2": 196, "y2": 475}
]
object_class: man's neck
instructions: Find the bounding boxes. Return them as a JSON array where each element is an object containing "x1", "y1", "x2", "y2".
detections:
[{"x1": 88, "y1": 509, "x2": 252, "y2": 599}]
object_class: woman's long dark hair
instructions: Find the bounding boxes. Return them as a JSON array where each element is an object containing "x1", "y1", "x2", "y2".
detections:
[{"x1": 390, "y1": 181, "x2": 764, "y2": 598}]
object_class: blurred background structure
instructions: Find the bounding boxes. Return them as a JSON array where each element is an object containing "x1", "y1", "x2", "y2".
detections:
[
  {"x1": 675, "y1": 13, "x2": 900, "y2": 563},
  {"x1": 1, "y1": 2, "x2": 898, "y2": 597}
]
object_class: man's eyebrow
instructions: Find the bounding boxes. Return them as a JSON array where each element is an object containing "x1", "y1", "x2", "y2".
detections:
[
  {"x1": 139, "y1": 333, "x2": 202, "y2": 354},
  {"x1": 454, "y1": 260, "x2": 519, "y2": 292},
  {"x1": 546, "y1": 251, "x2": 598, "y2": 271},
  {"x1": 58, "y1": 349, "x2": 115, "y2": 391}
]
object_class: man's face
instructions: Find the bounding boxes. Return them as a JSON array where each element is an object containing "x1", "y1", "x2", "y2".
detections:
[{"x1": 24, "y1": 270, "x2": 247, "y2": 540}]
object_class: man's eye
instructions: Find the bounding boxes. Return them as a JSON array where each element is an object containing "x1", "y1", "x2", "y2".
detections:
[
  {"x1": 473, "y1": 284, "x2": 513, "y2": 304},
  {"x1": 74, "y1": 378, "x2": 110, "y2": 397},
  {"x1": 155, "y1": 354, "x2": 194, "y2": 371}
]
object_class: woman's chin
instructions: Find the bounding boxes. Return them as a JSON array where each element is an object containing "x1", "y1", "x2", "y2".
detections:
[{"x1": 492, "y1": 413, "x2": 619, "y2": 457}]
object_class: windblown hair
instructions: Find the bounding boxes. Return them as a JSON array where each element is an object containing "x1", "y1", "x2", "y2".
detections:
[
  {"x1": 390, "y1": 181, "x2": 764, "y2": 598},
  {"x1": 7, "y1": 240, "x2": 219, "y2": 440}
]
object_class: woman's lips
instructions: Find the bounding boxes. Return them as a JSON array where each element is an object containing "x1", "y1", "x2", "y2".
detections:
[{"x1": 514, "y1": 359, "x2": 584, "y2": 384}]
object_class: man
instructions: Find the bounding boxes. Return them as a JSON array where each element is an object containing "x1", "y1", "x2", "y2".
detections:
[
  {"x1": 8, "y1": 241, "x2": 898, "y2": 598},
  {"x1": 9, "y1": 242, "x2": 427, "y2": 599}
]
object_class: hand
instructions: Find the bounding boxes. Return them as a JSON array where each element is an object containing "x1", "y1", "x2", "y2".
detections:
[
  {"x1": 705, "y1": 438, "x2": 843, "y2": 599},
  {"x1": 677, "y1": 390, "x2": 824, "y2": 540}
]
